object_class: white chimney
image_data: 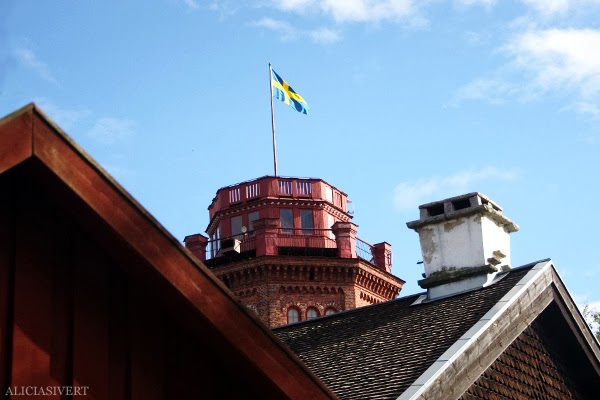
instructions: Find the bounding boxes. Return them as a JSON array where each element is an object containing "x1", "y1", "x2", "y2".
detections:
[{"x1": 406, "y1": 193, "x2": 518, "y2": 300}]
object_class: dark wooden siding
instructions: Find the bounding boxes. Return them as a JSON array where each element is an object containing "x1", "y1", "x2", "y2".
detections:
[
  {"x1": 461, "y1": 303, "x2": 600, "y2": 399},
  {"x1": 0, "y1": 163, "x2": 287, "y2": 400}
]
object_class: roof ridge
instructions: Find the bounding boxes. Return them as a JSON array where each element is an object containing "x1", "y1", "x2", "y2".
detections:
[
  {"x1": 272, "y1": 292, "x2": 425, "y2": 331},
  {"x1": 272, "y1": 260, "x2": 551, "y2": 333},
  {"x1": 397, "y1": 259, "x2": 554, "y2": 400},
  {"x1": 0, "y1": 103, "x2": 338, "y2": 399},
  {"x1": 0, "y1": 102, "x2": 35, "y2": 126}
]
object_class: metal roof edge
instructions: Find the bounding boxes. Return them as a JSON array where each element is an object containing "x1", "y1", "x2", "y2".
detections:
[{"x1": 397, "y1": 259, "x2": 554, "y2": 400}]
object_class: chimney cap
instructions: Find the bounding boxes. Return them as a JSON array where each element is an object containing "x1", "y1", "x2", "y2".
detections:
[{"x1": 406, "y1": 192, "x2": 519, "y2": 233}]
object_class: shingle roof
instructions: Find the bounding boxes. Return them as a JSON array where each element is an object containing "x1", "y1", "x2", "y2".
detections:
[
  {"x1": 461, "y1": 303, "x2": 598, "y2": 399},
  {"x1": 273, "y1": 263, "x2": 538, "y2": 400}
]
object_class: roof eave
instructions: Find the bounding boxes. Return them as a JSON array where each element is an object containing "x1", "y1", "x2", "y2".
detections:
[
  {"x1": 0, "y1": 103, "x2": 338, "y2": 400},
  {"x1": 398, "y1": 259, "x2": 600, "y2": 400}
]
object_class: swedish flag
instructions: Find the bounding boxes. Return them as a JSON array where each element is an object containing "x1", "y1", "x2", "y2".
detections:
[{"x1": 271, "y1": 68, "x2": 309, "y2": 115}]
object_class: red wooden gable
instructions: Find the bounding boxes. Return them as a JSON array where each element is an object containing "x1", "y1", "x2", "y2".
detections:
[{"x1": 0, "y1": 104, "x2": 337, "y2": 400}]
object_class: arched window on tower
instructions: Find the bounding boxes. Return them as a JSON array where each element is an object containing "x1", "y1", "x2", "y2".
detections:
[
  {"x1": 306, "y1": 307, "x2": 319, "y2": 320},
  {"x1": 287, "y1": 307, "x2": 300, "y2": 324},
  {"x1": 324, "y1": 307, "x2": 337, "y2": 316}
]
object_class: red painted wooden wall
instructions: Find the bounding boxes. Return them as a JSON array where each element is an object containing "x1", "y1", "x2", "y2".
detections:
[
  {"x1": 0, "y1": 103, "x2": 338, "y2": 400},
  {"x1": 0, "y1": 162, "x2": 287, "y2": 400}
]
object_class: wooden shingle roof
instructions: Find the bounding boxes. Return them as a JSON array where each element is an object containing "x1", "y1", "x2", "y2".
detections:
[
  {"x1": 274, "y1": 260, "x2": 600, "y2": 400},
  {"x1": 461, "y1": 303, "x2": 598, "y2": 399}
]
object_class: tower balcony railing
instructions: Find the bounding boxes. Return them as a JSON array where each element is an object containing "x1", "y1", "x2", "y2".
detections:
[
  {"x1": 225, "y1": 177, "x2": 317, "y2": 206},
  {"x1": 203, "y1": 229, "x2": 385, "y2": 268},
  {"x1": 276, "y1": 228, "x2": 337, "y2": 250},
  {"x1": 356, "y1": 237, "x2": 376, "y2": 265},
  {"x1": 206, "y1": 229, "x2": 337, "y2": 260},
  {"x1": 209, "y1": 176, "x2": 348, "y2": 216}
]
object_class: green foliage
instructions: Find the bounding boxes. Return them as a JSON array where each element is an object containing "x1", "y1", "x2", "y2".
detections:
[{"x1": 582, "y1": 304, "x2": 600, "y2": 342}]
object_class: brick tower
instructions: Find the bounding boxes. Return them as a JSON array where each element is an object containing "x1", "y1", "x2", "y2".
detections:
[{"x1": 184, "y1": 176, "x2": 404, "y2": 327}]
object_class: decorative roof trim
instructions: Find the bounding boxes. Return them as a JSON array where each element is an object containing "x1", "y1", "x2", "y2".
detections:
[
  {"x1": 397, "y1": 260, "x2": 554, "y2": 400},
  {"x1": 206, "y1": 200, "x2": 351, "y2": 234}
]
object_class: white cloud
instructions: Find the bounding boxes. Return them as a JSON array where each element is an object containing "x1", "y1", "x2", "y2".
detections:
[
  {"x1": 453, "y1": 28, "x2": 600, "y2": 110},
  {"x1": 561, "y1": 101, "x2": 600, "y2": 118},
  {"x1": 270, "y1": 0, "x2": 424, "y2": 25},
  {"x1": 455, "y1": 0, "x2": 497, "y2": 8},
  {"x1": 503, "y1": 29, "x2": 600, "y2": 98},
  {"x1": 309, "y1": 27, "x2": 342, "y2": 44},
  {"x1": 254, "y1": 17, "x2": 297, "y2": 40},
  {"x1": 24, "y1": 100, "x2": 138, "y2": 148},
  {"x1": 253, "y1": 17, "x2": 341, "y2": 43},
  {"x1": 104, "y1": 164, "x2": 136, "y2": 181},
  {"x1": 16, "y1": 47, "x2": 56, "y2": 83},
  {"x1": 276, "y1": 0, "x2": 315, "y2": 11},
  {"x1": 87, "y1": 117, "x2": 136, "y2": 145},
  {"x1": 183, "y1": 0, "x2": 199, "y2": 10},
  {"x1": 462, "y1": 31, "x2": 491, "y2": 46},
  {"x1": 521, "y1": 0, "x2": 570, "y2": 15},
  {"x1": 445, "y1": 167, "x2": 517, "y2": 187},
  {"x1": 33, "y1": 99, "x2": 90, "y2": 131},
  {"x1": 393, "y1": 167, "x2": 518, "y2": 210},
  {"x1": 577, "y1": 133, "x2": 600, "y2": 145},
  {"x1": 452, "y1": 78, "x2": 521, "y2": 105},
  {"x1": 322, "y1": 0, "x2": 416, "y2": 23},
  {"x1": 393, "y1": 178, "x2": 440, "y2": 210},
  {"x1": 450, "y1": 75, "x2": 542, "y2": 105},
  {"x1": 521, "y1": 0, "x2": 600, "y2": 17},
  {"x1": 208, "y1": 0, "x2": 240, "y2": 19},
  {"x1": 573, "y1": 293, "x2": 600, "y2": 308}
]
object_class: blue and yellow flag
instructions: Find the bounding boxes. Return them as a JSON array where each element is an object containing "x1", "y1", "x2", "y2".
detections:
[{"x1": 271, "y1": 68, "x2": 309, "y2": 115}]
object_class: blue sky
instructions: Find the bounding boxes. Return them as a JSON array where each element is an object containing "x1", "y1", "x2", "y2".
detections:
[{"x1": 2, "y1": 0, "x2": 599, "y2": 313}]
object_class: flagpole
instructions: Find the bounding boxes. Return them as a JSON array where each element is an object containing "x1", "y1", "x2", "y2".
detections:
[{"x1": 268, "y1": 63, "x2": 278, "y2": 177}]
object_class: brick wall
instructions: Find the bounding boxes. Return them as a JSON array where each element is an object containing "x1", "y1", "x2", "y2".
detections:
[{"x1": 214, "y1": 256, "x2": 404, "y2": 327}]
